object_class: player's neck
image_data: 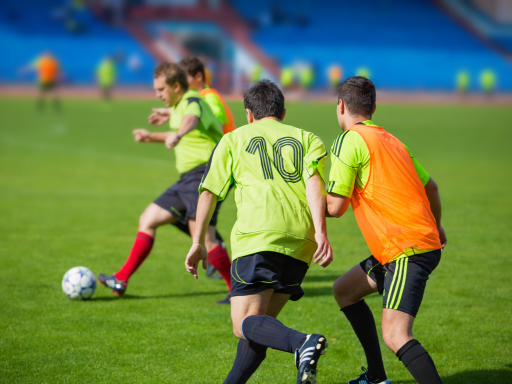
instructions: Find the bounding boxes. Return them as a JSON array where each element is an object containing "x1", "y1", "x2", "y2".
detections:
[
  {"x1": 342, "y1": 115, "x2": 371, "y2": 131},
  {"x1": 254, "y1": 116, "x2": 281, "y2": 123},
  {"x1": 173, "y1": 89, "x2": 187, "y2": 106}
]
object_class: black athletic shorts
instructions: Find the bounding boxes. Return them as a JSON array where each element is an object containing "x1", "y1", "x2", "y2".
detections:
[
  {"x1": 230, "y1": 252, "x2": 309, "y2": 301},
  {"x1": 39, "y1": 81, "x2": 57, "y2": 91},
  {"x1": 360, "y1": 249, "x2": 442, "y2": 317},
  {"x1": 153, "y1": 164, "x2": 222, "y2": 226}
]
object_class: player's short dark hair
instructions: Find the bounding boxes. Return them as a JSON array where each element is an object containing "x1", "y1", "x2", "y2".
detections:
[
  {"x1": 337, "y1": 76, "x2": 376, "y2": 117},
  {"x1": 179, "y1": 57, "x2": 205, "y2": 80},
  {"x1": 153, "y1": 62, "x2": 188, "y2": 90},
  {"x1": 244, "y1": 80, "x2": 285, "y2": 120}
]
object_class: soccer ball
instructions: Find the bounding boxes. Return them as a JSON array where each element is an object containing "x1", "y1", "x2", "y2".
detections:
[{"x1": 62, "y1": 267, "x2": 96, "y2": 300}]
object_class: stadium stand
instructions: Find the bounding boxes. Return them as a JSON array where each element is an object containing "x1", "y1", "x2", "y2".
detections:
[
  {"x1": 229, "y1": 0, "x2": 512, "y2": 91},
  {"x1": 0, "y1": 0, "x2": 156, "y2": 84}
]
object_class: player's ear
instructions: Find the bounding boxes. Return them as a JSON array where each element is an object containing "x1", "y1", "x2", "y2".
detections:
[
  {"x1": 245, "y1": 109, "x2": 254, "y2": 124},
  {"x1": 280, "y1": 108, "x2": 286, "y2": 122},
  {"x1": 372, "y1": 103, "x2": 377, "y2": 115}
]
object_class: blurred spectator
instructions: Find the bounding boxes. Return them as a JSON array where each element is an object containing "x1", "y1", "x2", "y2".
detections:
[
  {"x1": 356, "y1": 67, "x2": 371, "y2": 79},
  {"x1": 21, "y1": 52, "x2": 61, "y2": 112},
  {"x1": 480, "y1": 69, "x2": 496, "y2": 97},
  {"x1": 456, "y1": 70, "x2": 470, "y2": 95},
  {"x1": 328, "y1": 64, "x2": 343, "y2": 90},
  {"x1": 251, "y1": 64, "x2": 262, "y2": 84},
  {"x1": 96, "y1": 56, "x2": 117, "y2": 100},
  {"x1": 280, "y1": 66, "x2": 294, "y2": 90},
  {"x1": 299, "y1": 65, "x2": 314, "y2": 90}
]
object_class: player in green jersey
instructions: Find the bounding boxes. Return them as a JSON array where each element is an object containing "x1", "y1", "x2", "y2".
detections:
[
  {"x1": 185, "y1": 80, "x2": 332, "y2": 384},
  {"x1": 98, "y1": 63, "x2": 232, "y2": 303},
  {"x1": 148, "y1": 56, "x2": 236, "y2": 278}
]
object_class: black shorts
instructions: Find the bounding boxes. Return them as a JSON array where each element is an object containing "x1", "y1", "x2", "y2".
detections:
[
  {"x1": 231, "y1": 252, "x2": 309, "y2": 301},
  {"x1": 39, "y1": 81, "x2": 57, "y2": 91},
  {"x1": 153, "y1": 164, "x2": 222, "y2": 226},
  {"x1": 360, "y1": 249, "x2": 442, "y2": 317}
]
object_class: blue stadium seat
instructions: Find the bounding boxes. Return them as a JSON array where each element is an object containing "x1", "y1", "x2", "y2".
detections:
[{"x1": 230, "y1": 0, "x2": 512, "y2": 90}]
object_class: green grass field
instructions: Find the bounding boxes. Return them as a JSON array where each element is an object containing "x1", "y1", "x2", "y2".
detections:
[{"x1": 1, "y1": 97, "x2": 511, "y2": 383}]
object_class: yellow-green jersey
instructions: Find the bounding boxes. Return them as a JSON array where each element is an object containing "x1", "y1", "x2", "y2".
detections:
[
  {"x1": 200, "y1": 119, "x2": 327, "y2": 265},
  {"x1": 170, "y1": 89, "x2": 223, "y2": 174}
]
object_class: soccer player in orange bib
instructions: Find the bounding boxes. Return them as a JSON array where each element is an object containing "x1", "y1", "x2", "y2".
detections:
[
  {"x1": 326, "y1": 77, "x2": 447, "y2": 384},
  {"x1": 32, "y1": 52, "x2": 60, "y2": 112}
]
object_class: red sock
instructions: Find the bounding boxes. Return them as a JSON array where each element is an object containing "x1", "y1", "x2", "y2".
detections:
[
  {"x1": 115, "y1": 232, "x2": 154, "y2": 282},
  {"x1": 208, "y1": 244, "x2": 232, "y2": 292}
]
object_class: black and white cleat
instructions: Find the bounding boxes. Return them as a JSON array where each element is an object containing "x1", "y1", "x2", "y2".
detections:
[{"x1": 295, "y1": 334, "x2": 328, "y2": 384}]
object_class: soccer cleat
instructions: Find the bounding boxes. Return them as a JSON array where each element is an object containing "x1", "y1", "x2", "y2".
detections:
[
  {"x1": 205, "y1": 261, "x2": 218, "y2": 277},
  {"x1": 98, "y1": 274, "x2": 127, "y2": 296},
  {"x1": 216, "y1": 294, "x2": 231, "y2": 305},
  {"x1": 348, "y1": 367, "x2": 391, "y2": 384},
  {"x1": 295, "y1": 334, "x2": 327, "y2": 384}
]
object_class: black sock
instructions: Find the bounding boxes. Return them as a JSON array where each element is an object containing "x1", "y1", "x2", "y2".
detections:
[
  {"x1": 341, "y1": 300, "x2": 387, "y2": 382},
  {"x1": 241, "y1": 315, "x2": 307, "y2": 353},
  {"x1": 396, "y1": 339, "x2": 443, "y2": 384},
  {"x1": 224, "y1": 339, "x2": 267, "y2": 384}
]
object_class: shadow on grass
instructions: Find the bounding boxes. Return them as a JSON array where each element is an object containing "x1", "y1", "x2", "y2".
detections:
[
  {"x1": 442, "y1": 369, "x2": 512, "y2": 383},
  {"x1": 92, "y1": 290, "x2": 226, "y2": 301},
  {"x1": 302, "y1": 286, "x2": 334, "y2": 297},
  {"x1": 374, "y1": 369, "x2": 512, "y2": 384}
]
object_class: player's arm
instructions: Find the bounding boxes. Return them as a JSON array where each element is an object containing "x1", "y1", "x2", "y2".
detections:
[
  {"x1": 325, "y1": 131, "x2": 360, "y2": 218},
  {"x1": 132, "y1": 129, "x2": 170, "y2": 143},
  {"x1": 185, "y1": 190, "x2": 218, "y2": 279},
  {"x1": 424, "y1": 177, "x2": 446, "y2": 250},
  {"x1": 306, "y1": 171, "x2": 333, "y2": 267},
  {"x1": 165, "y1": 114, "x2": 199, "y2": 150},
  {"x1": 405, "y1": 145, "x2": 447, "y2": 250},
  {"x1": 326, "y1": 193, "x2": 351, "y2": 218},
  {"x1": 148, "y1": 108, "x2": 172, "y2": 126}
]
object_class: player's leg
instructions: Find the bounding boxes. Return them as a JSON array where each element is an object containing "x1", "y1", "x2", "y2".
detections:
[
  {"x1": 115, "y1": 203, "x2": 176, "y2": 280},
  {"x1": 380, "y1": 251, "x2": 443, "y2": 384},
  {"x1": 333, "y1": 259, "x2": 389, "y2": 383},
  {"x1": 50, "y1": 83, "x2": 60, "y2": 112},
  {"x1": 99, "y1": 202, "x2": 176, "y2": 295},
  {"x1": 225, "y1": 253, "x2": 326, "y2": 384},
  {"x1": 37, "y1": 84, "x2": 46, "y2": 111}
]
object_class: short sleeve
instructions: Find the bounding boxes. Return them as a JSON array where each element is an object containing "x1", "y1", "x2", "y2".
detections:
[
  {"x1": 303, "y1": 134, "x2": 327, "y2": 182},
  {"x1": 327, "y1": 131, "x2": 365, "y2": 198},
  {"x1": 184, "y1": 97, "x2": 202, "y2": 119},
  {"x1": 199, "y1": 136, "x2": 233, "y2": 200},
  {"x1": 204, "y1": 93, "x2": 228, "y2": 125},
  {"x1": 404, "y1": 145, "x2": 430, "y2": 186}
]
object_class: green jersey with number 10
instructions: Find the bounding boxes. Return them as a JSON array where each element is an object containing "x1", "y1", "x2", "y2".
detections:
[{"x1": 200, "y1": 118, "x2": 327, "y2": 265}]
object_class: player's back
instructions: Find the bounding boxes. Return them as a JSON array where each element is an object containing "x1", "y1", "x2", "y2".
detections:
[{"x1": 219, "y1": 118, "x2": 326, "y2": 263}]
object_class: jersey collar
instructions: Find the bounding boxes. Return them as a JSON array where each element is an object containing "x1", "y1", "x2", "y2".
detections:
[{"x1": 356, "y1": 120, "x2": 376, "y2": 126}]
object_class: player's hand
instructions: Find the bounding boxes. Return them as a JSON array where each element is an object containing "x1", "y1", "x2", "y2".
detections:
[
  {"x1": 133, "y1": 129, "x2": 151, "y2": 142},
  {"x1": 165, "y1": 133, "x2": 180, "y2": 150},
  {"x1": 148, "y1": 108, "x2": 170, "y2": 126},
  {"x1": 438, "y1": 225, "x2": 447, "y2": 250},
  {"x1": 185, "y1": 243, "x2": 208, "y2": 279},
  {"x1": 313, "y1": 232, "x2": 333, "y2": 268}
]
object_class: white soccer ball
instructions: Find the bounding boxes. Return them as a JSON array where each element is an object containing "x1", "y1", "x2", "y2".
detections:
[{"x1": 62, "y1": 266, "x2": 96, "y2": 300}]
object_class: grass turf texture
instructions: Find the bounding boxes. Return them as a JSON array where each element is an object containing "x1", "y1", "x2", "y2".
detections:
[{"x1": 0, "y1": 97, "x2": 511, "y2": 384}]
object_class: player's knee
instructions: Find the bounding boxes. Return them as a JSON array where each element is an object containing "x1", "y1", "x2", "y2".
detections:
[
  {"x1": 382, "y1": 325, "x2": 407, "y2": 354},
  {"x1": 232, "y1": 323, "x2": 244, "y2": 339},
  {"x1": 333, "y1": 276, "x2": 352, "y2": 304}
]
